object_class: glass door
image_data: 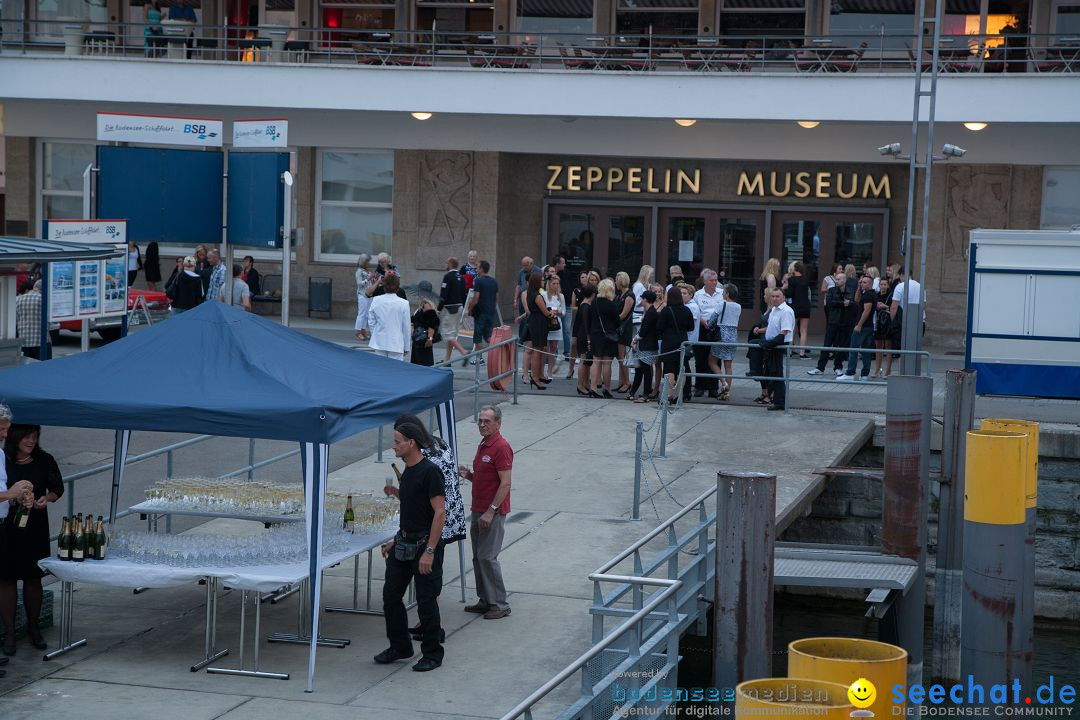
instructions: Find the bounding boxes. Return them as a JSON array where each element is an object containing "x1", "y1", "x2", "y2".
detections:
[
  {"x1": 658, "y1": 208, "x2": 764, "y2": 328},
  {"x1": 548, "y1": 204, "x2": 654, "y2": 293},
  {"x1": 771, "y1": 212, "x2": 884, "y2": 334}
]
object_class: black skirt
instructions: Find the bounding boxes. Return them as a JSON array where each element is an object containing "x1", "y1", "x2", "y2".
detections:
[{"x1": 528, "y1": 312, "x2": 549, "y2": 349}]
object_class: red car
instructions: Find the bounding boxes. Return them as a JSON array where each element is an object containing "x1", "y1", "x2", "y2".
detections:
[{"x1": 54, "y1": 289, "x2": 171, "y2": 342}]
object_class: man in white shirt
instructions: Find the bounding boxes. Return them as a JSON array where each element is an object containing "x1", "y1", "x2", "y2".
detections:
[
  {"x1": 692, "y1": 269, "x2": 722, "y2": 398},
  {"x1": 889, "y1": 267, "x2": 925, "y2": 337},
  {"x1": 763, "y1": 288, "x2": 795, "y2": 411},
  {"x1": 368, "y1": 273, "x2": 412, "y2": 360}
]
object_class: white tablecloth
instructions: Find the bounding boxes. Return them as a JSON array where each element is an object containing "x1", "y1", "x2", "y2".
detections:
[{"x1": 39, "y1": 529, "x2": 393, "y2": 593}]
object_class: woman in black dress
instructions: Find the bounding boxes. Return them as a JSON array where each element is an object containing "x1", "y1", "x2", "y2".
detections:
[
  {"x1": 410, "y1": 298, "x2": 440, "y2": 367},
  {"x1": 613, "y1": 272, "x2": 636, "y2": 393},
  {"x1": 143, "y1": 242, "x2": 162, "y2": 291},
  {"x1": 783, "y1": 261, "x2": 812, "y2": 358},
  {"x1": 169, "y1": 256, "x2": 205, "y2": 313},
  {"x1": 656, "y1": 286, "x2": 694, "y2": 405},
  {"x1": 588, "y1": 278, "x2": 622, "y2": 398},
  {"x1": 524, "y1": 272, "x2": 553, "y2": 389},
  {"x1": 2, "y1": 425, "x2": 64, "y2": 654},
  {"x1": 573, "y1": 285, "x2": 595, "y2": 396},
  {"x1": 627, "y1": 290, "x2": 658, "y2": 402}
]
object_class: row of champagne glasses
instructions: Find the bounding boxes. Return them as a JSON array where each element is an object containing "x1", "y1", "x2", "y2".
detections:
[{"x1": 109, "y1": 524, "x2": 358, "y2": 567}]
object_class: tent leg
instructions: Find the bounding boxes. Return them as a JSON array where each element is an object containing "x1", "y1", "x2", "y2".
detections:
[{"x1": 108, "y1": 430, "x2": 131, "y2": 525}]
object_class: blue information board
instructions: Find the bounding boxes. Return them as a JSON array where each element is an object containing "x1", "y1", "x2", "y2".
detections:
[
  {"x1": 227, "y1": 152, "x2": 289, "y2": 249},
  {"x1": 97, "y1": 146, "x2": 224, "y2": 245}
]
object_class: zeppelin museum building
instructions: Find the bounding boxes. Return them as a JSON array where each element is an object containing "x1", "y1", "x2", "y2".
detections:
[{"x1": 1, "y1": 0, "x2": 1078, "y2": 347}]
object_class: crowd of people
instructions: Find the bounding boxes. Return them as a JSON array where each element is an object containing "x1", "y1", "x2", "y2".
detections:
[{"x1": 159, "y1": 245, "x2": 262, "y2": 313}]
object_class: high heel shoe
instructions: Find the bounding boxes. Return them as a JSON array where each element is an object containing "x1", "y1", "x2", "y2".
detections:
[
  {"x1": 577, "y1": 388, "x2": 589, "y2": 396},
  {"x1": 28, "y1": 629, "x2": 46, "y2": 651},
  {"x1": 528, "y1": 378, "x2": 547, "y2": 390},
  {"x1": 587, "y1": 390, "x2": 602, "y2": 399},
  {"x1": 538, "y1": 376, "x2": 552, "y2": 384},
  {"x1": 614, "y1": 385, "x2": 630, "y2": 394},
  {"x1": 601, "y1": 388, "x2": 613, "y2": 399}
]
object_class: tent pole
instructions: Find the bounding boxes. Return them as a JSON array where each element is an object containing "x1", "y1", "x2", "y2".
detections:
[{"x1": 108, "y1": 430, "x2": 130, "y2": 525}]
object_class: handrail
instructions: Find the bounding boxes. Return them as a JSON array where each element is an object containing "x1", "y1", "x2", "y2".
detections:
[
  {"x1": 596, "y1": 486, "x2": 716, "y2": 574},
  {"x1": 3, "y1": 20, "x2": 1076, "y2": 76},
  {"x1": 498, "y1": 576, "x2": 682, "y2": 720}
]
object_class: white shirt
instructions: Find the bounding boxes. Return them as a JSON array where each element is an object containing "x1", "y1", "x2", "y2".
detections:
[
  {"x1": 631, "y1": 281, "x2": 648, "y2": 317},
  {"x1": 693, "y1": 287, "x2": 722, "y2": 330},
  {"x1": 891, "y1": 279, "x2": 926, "y2": 320},
  {"x1": 765, "y1": 302, "x2": 795, "y2": 344},
  {"x1": 128, "y1": 249, "x2": 140, "y2": 272},
  {"x1": 685, "y1": 299, "x2": 701, "y2": 343},
  {"x1": 368, "y1": 294, "x2": 412, "y2": 354},
  {"x1": 872, "y1": 277, "x2": 881, "y2": 292}
]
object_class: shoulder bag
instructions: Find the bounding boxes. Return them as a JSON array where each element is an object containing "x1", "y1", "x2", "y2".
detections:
[{"x1": 597, "y1": 308, "x2": 620, "y2": 344}]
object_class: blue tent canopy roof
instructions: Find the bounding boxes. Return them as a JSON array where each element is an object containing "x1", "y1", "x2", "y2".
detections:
[{"x1": 0, "y1": 301, "x2": 453, "y2": 443}]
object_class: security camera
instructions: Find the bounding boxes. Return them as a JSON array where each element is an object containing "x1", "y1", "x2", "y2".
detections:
[
  {"x1": 878, "y1": 143, "x2": 902, "y2": 156},
  {"x1": 942, "y1": 144, "x2": 967, "y2": 158}
]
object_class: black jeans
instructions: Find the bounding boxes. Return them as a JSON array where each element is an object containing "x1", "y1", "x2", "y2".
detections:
[
  {"x1": 629, "y1": 359, "x2": 653, "y2": 397},
  {"x1": 383, "y1": 540, "x2": 444, "y2": 662},
  {"x1": 694, "y1": 344, "x2": 717, "y2": 392},
  {"x1": 815, "y1": 323, "x2": 847, "y2": 372},
  {"x1": 765, "y1": 346, "x2": 786, "y2": 408},
  {"x1": 682, "y1": 354, "x2": 694, "y2": 400}
]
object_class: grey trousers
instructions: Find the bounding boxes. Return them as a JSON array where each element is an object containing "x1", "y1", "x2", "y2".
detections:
[{"x1": 470, "y1": 512, "x2": 508, "y2": 611}]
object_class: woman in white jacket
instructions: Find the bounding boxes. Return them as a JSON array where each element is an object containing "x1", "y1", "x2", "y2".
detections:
[
  {"x1": 355, "y1": 254, "x2": 374, "y2": 341},
  {"x1": 367, "y1": 272, "x2": 412, "y2": 360}
]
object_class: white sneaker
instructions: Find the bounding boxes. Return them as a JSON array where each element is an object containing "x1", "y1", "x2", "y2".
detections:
[
  {"x1": 834, "y1": 368, "x2": 845, "y2": 376},
  {"x1": 854, "y1": 375, "x2": 864, "y2": 382},
  {"x1": 806, "y1": 368, "x2": 823, "y2": 375},
  {"x1": 837, "y1": 374, "x2": 855, "y2": 382}
]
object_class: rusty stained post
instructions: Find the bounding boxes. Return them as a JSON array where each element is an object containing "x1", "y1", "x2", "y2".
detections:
[
  {"x1": 713, "y1": 470, "x2": 776, "y2": 708},
  {"x1": 882, "y1": 375, "x2": 932, "y2": 688},
  {"x1": 931, "y1": 368, "x2": 976, "y2": 684}
]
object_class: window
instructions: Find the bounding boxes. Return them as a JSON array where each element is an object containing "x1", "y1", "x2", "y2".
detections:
[
  {"x1": 38, "y1": 141, "x2": 96, "y2": 233},
  {"x1": 827, "y1": 0, "x2": 915, "y2": 50},
  {"x1": 617, "y1": 0, "x2": 698, "y2": 38},
  {"x1": 316, "y1": 150, "x2": 393, "y2": 261},
  {"x1": 1041, "y1": 168, "x2": 1080, "y2": 230},
  {"x1": 321, "y1": 0, "x2": 395, "y2": 36},
  {"x1": 517, "y1": 0, "x2": 592, "y2": 42},
  {"x1": 1053, "y1": 1, "x2": 1080, "y2": 35},
  {"x1": 417, "y1": 0, "x2": 494, "y2": 35}
]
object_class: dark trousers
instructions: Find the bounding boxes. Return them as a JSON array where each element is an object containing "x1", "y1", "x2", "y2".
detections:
[
  {"x1": 682, "y1": 354, "x2": 694, "y2": 400},
  {"x1": 694, "y1": 344, "x2": 717, "y2": 392},
  {"x1": 629, "y1": 359, "x2": 653, "y2": 397},
  {"x1": 765, "y1": 346, "x2": 786, "y2": 408},
  {"x1": 383, "y1": 541, "x2": 444, "y2": 662},
  {"x1": 816, "y1": 322, "x2": 847, "y2": 372},
  {"x1": 845, "y1": 327, "x2": 876, "y2": 377}
]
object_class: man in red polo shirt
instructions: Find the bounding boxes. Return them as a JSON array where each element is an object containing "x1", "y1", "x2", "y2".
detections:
[{"x1": 457, "y1": 404, "x2": 513, "y2": 620}]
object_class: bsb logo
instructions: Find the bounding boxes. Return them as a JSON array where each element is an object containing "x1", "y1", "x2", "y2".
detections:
[{"x1": 183, "y1": 124, "x2": 219, "y2": 141}]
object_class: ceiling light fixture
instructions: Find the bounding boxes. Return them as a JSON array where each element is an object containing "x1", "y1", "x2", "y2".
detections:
[
  {"x1": 963, "y1": 122, "x2": 988, "y2": 131},
  {"x1": 410, "y1": 112, "x2": 433, "y2": 121},
  {"x1": 796, "y1": 121, "x2": 820, "y2": 129},
  {"x1": 674, "y1": 119, "x2": 696, "y2": 127}
]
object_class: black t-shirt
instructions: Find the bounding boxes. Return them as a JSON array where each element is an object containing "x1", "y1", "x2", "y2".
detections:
[
  {"x1": 440, "y1": 269, "x2": 466, "y2": 308},
  {"x1": 856, "y1": 288, "x2": 878, "y2": 328},
  {"x1": 398, "y1": 458, "x2": 445, "y2": 535}
]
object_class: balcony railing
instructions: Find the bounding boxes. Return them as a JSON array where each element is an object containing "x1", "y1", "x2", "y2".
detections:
[{"x1": 2, "y1": 19, "x2": 1078, "y2": 75}]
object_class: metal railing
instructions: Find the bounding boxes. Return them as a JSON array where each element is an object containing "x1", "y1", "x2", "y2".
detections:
[
  {"x1": 500, "y1": 485, "x2": 717, "y2": 720},
  {"x1": 3, "y1": 20, "x2": 1077, "y2": 76},
  {"x1": 51, "y1": 435, "x2": 301, "y2": 540}
]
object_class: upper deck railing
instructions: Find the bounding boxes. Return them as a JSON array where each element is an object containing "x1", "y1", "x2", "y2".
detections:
[{"x1": 3, "y1": 19, "x2": 1079, "y2": 76}]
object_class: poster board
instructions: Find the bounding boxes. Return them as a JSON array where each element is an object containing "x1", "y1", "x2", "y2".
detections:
[{"x1": 46, "y1": 220, "x2": 128, "y2": 324}]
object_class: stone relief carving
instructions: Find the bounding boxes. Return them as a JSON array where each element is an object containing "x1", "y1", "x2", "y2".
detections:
[
  {"x1": 416, "y1": 151, "x2": 472, "y2": 269},
  {"x1": 940, "y1": 165, "x2": 1011, "y2": 293}
]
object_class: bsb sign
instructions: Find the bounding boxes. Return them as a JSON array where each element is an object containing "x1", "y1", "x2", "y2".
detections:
[
  {"x1": 232, "y1": 118, "x2": 289, "y2": 148},
  {"x1": 96, "y1": 112, "x2": 224, "y2": 147}
]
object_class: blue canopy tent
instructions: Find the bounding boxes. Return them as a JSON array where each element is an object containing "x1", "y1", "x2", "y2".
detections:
[{"x1": 0, "y1": 301, "x2": 456, "y2": 691}]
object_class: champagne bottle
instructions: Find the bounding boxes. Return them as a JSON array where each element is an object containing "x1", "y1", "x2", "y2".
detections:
[
  {"x1": 58, "y1": 517, "x2": 71, "y2": 561},
  {"x1": 343, "y1": 495, "x2": 355, "y2": 533},
  {"x1": 94, "y1": 517, "x2": 108, "y2": 560},
  {"x1": 72, "y1": 519, "x2": 86, "y2": 562},
  {"x1": 86, "y1": 519, "x2": 98, "y2": 560},
  {"x1": 14, "y1": 501, "x2": 30, "y2": 529}
]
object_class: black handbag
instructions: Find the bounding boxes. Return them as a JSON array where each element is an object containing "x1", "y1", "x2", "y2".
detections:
[
  {"x1": 411, "y1": 326, "x2": 429, "y2": 345},
  {"x1": 393, "y1": 531, "x2": 426, "y2": 562},
  {"x1": 702, "y1": 303, "x2": 725, "y2": 343},
  {"x1": 597, "y1": 314, "x2": 619, "y2": 344}
]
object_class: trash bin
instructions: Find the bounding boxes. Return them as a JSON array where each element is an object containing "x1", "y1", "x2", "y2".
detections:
[
  {"x1": 788, "y1": 637, "x2": 907, "y2": 717},
  {"x1": 736, "y1": 678, "x2": 854, "y2": 720},
  {"x1": 308, "y1": 276, "x2": 332, "y2": 318}
]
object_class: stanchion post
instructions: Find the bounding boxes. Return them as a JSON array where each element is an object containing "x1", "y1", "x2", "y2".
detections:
[
  {"x1": 658, "y1": 377, "x2": 668, "y2": 458},
  {"x1": 932, "y1": 368, "x2": 976, "y2": 684},
  {"x1": 632, "y1": 421, "x2": 643, "y2": 521},
  {"x1": 960, "y1": 429, "x2": 1028, "y2": 696},
  {"x1": 512, "y1": 340, "x2": 519, "y2": 405},
  {"x1": 473, "y1": 348, "x2": 481, "y2": 420},
  {"x1": 980, "y1": 417, "x2": 1038, "y2": 694},
  {"x1": 247, "y1": 438, "x2": 256, "y2": 481},
  {"x1": 882, "y1": 375, "x2": 933, "y2": 688},
  {"x1": 713, "y1": 470, "x2": 776, "y2": 705},
  {"x1": 376, "y1": 425, "x2": 384, "y2": 463},
  {"x1": 783, "y1": 349, "x2": 790, "y2": 413}
]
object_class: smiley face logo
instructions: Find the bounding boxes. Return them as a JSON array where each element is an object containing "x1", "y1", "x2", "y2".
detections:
[{"x1": 848, "y1": 678, "x2": 877, "y2": 709}]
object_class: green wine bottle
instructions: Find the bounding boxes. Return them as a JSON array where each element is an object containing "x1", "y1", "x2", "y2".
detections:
[
  {"x1": 343, "y1": 495, "x2": 355, "y2": 533},
  {"x1": 94, "y1": 517, "x2": 108, "y2": 560},
  {"x1": 58, "y1": 517, "x2": 71, "y2": 560},
  {"x1": 14, "y1": 502, "x2": 30, "y2": 529},
  {"x1": 72, "y1": 519, "x2": 86, "y2": 562}
]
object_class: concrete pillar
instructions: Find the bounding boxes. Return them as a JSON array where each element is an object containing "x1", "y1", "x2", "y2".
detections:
[
  {"x1": 3, "y1": 137, "x2": 35, "y2": 238},
  {"x1": 713, "y1": 470, "x2": 776, "y2": 703}
]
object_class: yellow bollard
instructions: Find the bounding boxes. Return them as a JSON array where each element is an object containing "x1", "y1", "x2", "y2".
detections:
[
  {"x1": 787, "y1": 637, "x2": 907, "y2": 717},
  {"x1": 736, "y1": 678, "x2": 854, "y2": 720},
  {"x1": 980, "y1": 419, "x2": 1038, "y2": 510}
]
